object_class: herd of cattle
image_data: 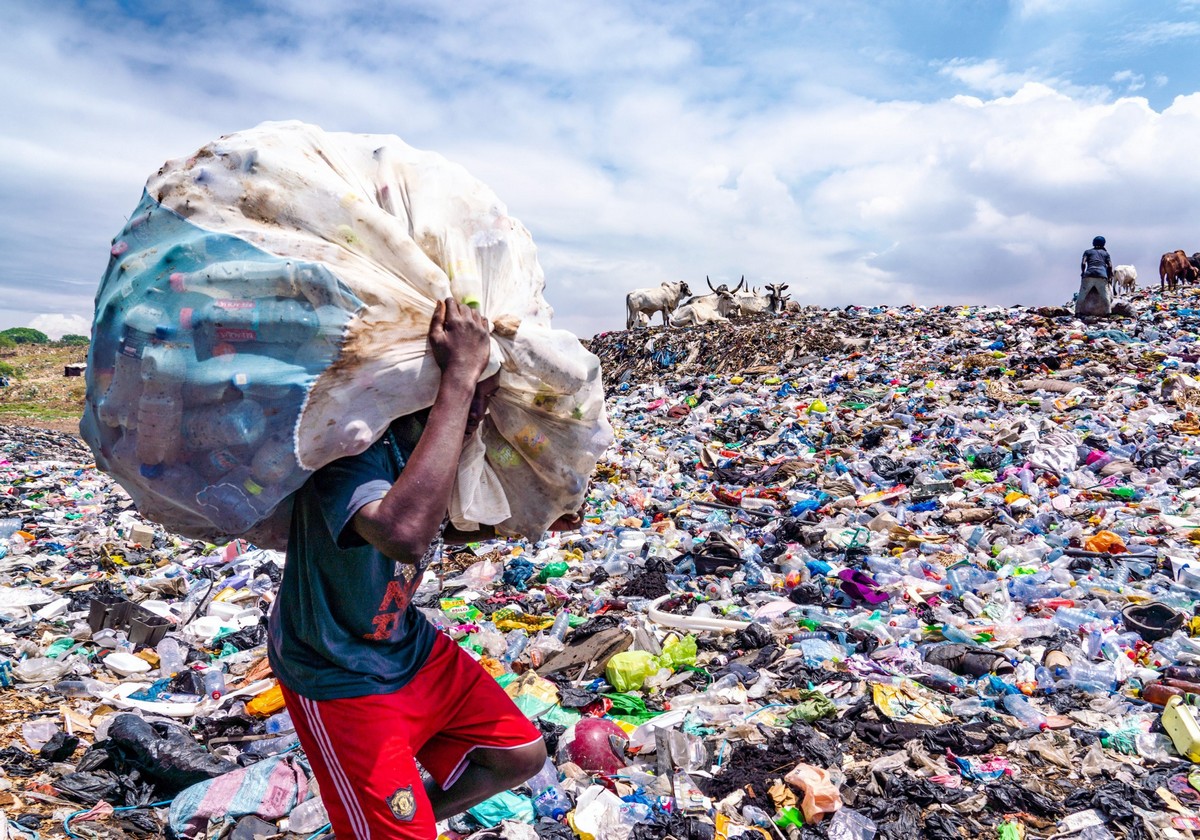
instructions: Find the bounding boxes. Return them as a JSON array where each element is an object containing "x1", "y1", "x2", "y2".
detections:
[
  {"x1": 628, "y1": 252, "x2": 1200, "y2": 330},
  {"x1": 1160, "y1": 250, "x2": 1200, "y2": 291},
  {"x1": 625, "y1": 277, "x2": 798, "y2": 329}
]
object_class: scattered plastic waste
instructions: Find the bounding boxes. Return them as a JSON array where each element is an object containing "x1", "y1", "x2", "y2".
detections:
[{"x1": 11, "y1": 293, "x2": 1200, "y2": 836}]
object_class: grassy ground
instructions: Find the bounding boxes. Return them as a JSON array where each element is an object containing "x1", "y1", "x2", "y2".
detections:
[{"x1": 0, "y1": 342, "x2": 89, "y2": 433}]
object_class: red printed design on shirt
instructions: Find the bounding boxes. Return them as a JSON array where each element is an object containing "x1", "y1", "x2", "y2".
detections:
[{"x1": 365, "y1": 562, "x2": 420, "y2": 641}]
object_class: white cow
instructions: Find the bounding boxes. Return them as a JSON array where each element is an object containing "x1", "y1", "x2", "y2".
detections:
[
  {"x1": 626, "y1": 281, "x2": 691, "y2": 329},
  {"x1": 733, "y1": 285, "x2": 774, "y2": 316},
  {"x1": 669, "y1": 288, "x2": 741, "y2": 327},
  {"x1": 1113, "y1": 265, "x2": 1137, "y2": 295}
]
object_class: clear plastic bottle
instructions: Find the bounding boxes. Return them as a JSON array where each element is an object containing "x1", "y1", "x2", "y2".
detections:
[
  {"x1": 243, "y1": 710, "x2": 297, "y2": 756},
  {"x1": 200, "y1": 666, "x2": 226, "y2": 699},
  {"x1": 250, "y1": 435, "x2": 299, "y2": 486},
  {"x1": 501, "y1": 631, "x2": 529, "y2": 664},
  {"x1": 98, "y1": 351, "x2": 145, "y2": 429},
  {"x1": 548, "y1": 611, "x2": 571, "y2": 642},
  {"x1": 183, "y1": 400, "x2": 267, "y2": 450},
  {"x1": 287, "y1": 795, "x2": 330, "y2": 834},
  {"x1": 156, "y1": 636, "x2": 185, "y2": 676},
  {"x1": 195, "y1": 468, "x2": 271, "y2": 533},
  {"x1": 1067, "y1": 661, "x2": 1116, "y2": 693},
  {"x1": 1052, "y1": 606, "x2": 1097, "y2": 631},
  {"x1": 188, "y1": 298, "x2": 320, "y2": 345},
  {"x1": 1002, "y1": 694, "x2": 1048, "y2": 729},
  {"x1": 135, "y1": 345, "x2": 186, "y2": 466}
]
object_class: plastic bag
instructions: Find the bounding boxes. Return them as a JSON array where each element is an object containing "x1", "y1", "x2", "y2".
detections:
[
  {"x1": 605, "y1": 650, "x2": 662, "y2": 692},
  {"x1": 81, "y1": 121, "x2": 612, "y2": 545},
  {"x1": 468, "y1": 790, "x2": 535, "y2": 827},
  {"x1": 783, "y1": 762, "x2": 842, "y2": 823},
  {"x1": 659, "y1": 636, "x2": 697, "y2": 669},
  {"x1": 107, "y1": 714, "x2": 237, "y2": 794}
]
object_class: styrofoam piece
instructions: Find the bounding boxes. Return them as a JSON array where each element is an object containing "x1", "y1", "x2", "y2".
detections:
[
  {"x1": 104, "y1": 651, "x2": 152, "y2": 676},
  {"x1": 184, "y1": 615, "x2": 230, "y2": 643}
]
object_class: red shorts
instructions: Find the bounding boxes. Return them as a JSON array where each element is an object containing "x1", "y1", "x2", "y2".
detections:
[{"x1": 281, "y1": 633, "x2": 543, "y2": 840}]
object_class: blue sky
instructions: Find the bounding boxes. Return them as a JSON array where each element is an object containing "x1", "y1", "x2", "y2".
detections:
[{"x1": 4, "y1": 0, "x2": 1200, "y2": 339}]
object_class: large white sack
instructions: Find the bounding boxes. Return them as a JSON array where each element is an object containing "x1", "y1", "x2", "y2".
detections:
[{"x1": 81, "y1": 121, "x2": 612, "y2": 545}]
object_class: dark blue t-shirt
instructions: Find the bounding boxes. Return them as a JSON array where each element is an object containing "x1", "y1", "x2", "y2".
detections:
[
  {"x1": 1081, "y1": 247, "x2": 1112, "y2": 279},
  {"x1": 268, "y1": 417, "x2": 438, "y2": 701}
]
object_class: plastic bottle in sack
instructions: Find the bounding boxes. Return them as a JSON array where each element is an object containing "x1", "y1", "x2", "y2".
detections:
[
  {"x1": 135, "y1": 345, "x2": 186, "y2": 466},
  {"x1": 99, "y1": 351, "x2": 144, "y2": 429},
  {"x1": 195, "y1": 467, "x2": 271, "y2": 533},
  {"x1": 182, "y1": 400, "x2": 267, "y2": 450},
  {"x1": 194, "y1": 447, "x2": 245, "y2": 481},
  {"x1": 186, "y1": 298, "x2": 319, "y2": 345},
  {"x1": 98, "y1": 302, "x2": 167, "y2": 428},
  {"x1": 251, "y1": 435, "x2": 299, "y2": 486}
]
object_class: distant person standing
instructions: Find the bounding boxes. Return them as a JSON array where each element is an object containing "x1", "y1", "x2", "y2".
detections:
[
  {"x1": 1081, "y1": 235, "x2": 1113, "y2": 285},
  {"x1": 1076, "y1": 235, "x2": 1114, "y2": 317}
]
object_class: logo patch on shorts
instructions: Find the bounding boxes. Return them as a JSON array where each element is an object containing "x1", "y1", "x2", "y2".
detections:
[{"x1": 388, "y1": 786, "x2": 417, "y2": 821}]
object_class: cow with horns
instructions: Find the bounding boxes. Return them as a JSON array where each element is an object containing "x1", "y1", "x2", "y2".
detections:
[{"x1": 669, "y1": 283, "x2": 741, "y2": 327}]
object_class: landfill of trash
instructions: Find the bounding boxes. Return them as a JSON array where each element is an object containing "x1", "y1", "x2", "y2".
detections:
[{"x1": 10, "y1": 291, "x2": 1200, "y2": 839}]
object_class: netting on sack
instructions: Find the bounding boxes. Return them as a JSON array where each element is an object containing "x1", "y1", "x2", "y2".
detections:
[{"x1": 81, "y1": 121, "x2": 613, "y2": 547}]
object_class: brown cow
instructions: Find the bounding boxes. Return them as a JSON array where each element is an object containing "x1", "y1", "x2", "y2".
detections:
[{"x1": 1161, "y1": 250, "x2": 1199, "y2": 290}]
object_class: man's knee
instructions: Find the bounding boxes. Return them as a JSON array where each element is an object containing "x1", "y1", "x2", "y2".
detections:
[{"x1": 487, "y1": 741, "x2": 547, "y2": 786}]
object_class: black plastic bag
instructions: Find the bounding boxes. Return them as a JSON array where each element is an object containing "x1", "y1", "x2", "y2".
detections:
[
  {"x1": 862, "y1": 427, "x2": 887, "y2": 449},
  {"x1": 878, "y1": 772, "x2": 971, "y2": 806},
  {"x1": 985, "y1": 781, "x2": 1062, "y2": 818},
  {"x1": 107, "y1": 714, "x2": 237, "y2": 794},
  {"x1": 921, "y1": 812, "x2": 962, "y2": 840},
  {"x1": 220, "y1": 623, "x2": 268, "y2": 651},
  {"x1": 39, "y1": 731, "x2": 81, "y2": 762},
  {"x1": 55, "y1": 769, "x2": 155, "y2": 807},
  {"x1": 973, "y1": 449, "x2": 1007, "y2": 470},
  {"x1": 0, "y1": 747, "x2": 49, "y2": 777},
  {"x1": 735, "y1": 622, "x2": 773, "y2": 650},
  {"x1": 1063, "y1": 780, "x2": 1156, "y2": 820},
  {"x1": 1138, "y1": 444, "x2": 1175, "y2": 468}
]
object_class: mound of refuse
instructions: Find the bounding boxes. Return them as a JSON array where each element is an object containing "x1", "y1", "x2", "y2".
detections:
[{"x1": 8, "y1": 291, "x2": 1200, "y2": 837}]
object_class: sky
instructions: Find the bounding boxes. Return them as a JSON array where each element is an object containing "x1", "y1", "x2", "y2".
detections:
[{"x1": 4, "y1": 1, "x2": 1200, "y2": 340}]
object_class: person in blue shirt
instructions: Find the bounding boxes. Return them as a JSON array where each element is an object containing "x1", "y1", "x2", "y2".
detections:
[
  {"x1": 1081, "y1": 235, "x2": 1113, "y2": 284},
  {"x1": 269, "y1": 298, "x2": 579, "y2": 839}
]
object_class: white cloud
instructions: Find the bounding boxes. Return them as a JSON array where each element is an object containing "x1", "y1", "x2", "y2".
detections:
[
  {"x1": 1113, "y1": 70, "x2": 1146, "y2": 91},
  {"x1": 28, "y1": 314, "x2": 91, "y2": 340},
  {"x1": 1122, "y1": 20, "x2": 1200, "y2": 46},
  {"x1": 3, "y1": 1, "x2": 1200, "y2": 340}
]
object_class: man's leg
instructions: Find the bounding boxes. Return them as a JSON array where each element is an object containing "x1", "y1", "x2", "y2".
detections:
[
  {"x1": 425, "y1": 741, "x2": 546, "y2": 821},
  {"x1": 281, "y1": 683, "x2": 437, "y2": 839},
  {"x1": 413, "y1": 636, "x2": 549, "y2": 821}
]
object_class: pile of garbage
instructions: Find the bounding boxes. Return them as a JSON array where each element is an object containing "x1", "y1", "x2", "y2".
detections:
[{"x1": 9, "y1": 292, "x2": 1200, "y2": 838}]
